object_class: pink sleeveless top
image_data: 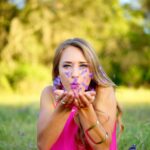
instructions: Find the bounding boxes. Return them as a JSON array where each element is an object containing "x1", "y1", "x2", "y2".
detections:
[{"x1": 50, "y1": 107, "x2": 117, "y2": 150}]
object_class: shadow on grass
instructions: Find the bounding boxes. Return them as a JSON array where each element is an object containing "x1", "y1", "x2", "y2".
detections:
[
  {"x1": 118, "y1": 104, "x2": 150, "y2": 150},
  {"x1": 0, "y1": 103, "x2": 39, "y2": 150}
]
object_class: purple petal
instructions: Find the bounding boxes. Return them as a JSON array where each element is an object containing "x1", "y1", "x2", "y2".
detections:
[
  {"x1": 99, "y1": 66, "x2": 107, "y2": 77},
  {"x1": 89, "y1": 73, "x2": 93, "y2": 78},
  {"x1": 81, "y1": 69, "x2": 87, "y2": 75},
  {"x1": 81, "y1": 82, "x2": 89, "y2": 90},
  {"x1": 91, "y1": 88, "x2": 95, "y2": 91},
  {"x1": 53, "y1": 77, "x2": 61, "y2": 86},
  {"x1": 64, "y1": 71, "x2": 71, "y2": 78},
  {"x1": 52, "y1": 86, "x2": 56, "y2": 92}
]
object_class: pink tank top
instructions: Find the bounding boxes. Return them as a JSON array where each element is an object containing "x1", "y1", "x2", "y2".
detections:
[{"x1": 50, "y1": 107, "x2": 117, "y2": 150}]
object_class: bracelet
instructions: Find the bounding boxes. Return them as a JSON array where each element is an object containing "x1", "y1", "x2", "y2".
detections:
[
  {"x1": 85, "y1": 120, "x2": 108, "y2": 144},
  {"x1": 86, "y1": 120, "x2": 100, "y2": 131}
]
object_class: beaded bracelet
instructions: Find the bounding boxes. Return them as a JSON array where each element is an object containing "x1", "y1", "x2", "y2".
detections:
[{"x1": 85, "y1": 120, "x2": 108, "y2": 144}]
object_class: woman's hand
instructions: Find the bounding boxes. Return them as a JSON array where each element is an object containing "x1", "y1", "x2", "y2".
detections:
[
  {"x1": 54, "y1": 90, "x2": 74, "y2": 108},
  {"x1": 74, "y1": 91, "x2": 96, "y2": 108},
  {"x1": 54, "y1": 89, "x2": 96, "y2": 109}
]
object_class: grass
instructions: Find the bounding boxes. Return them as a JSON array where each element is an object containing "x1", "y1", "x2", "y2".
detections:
[
  {"x1": 0, "y1": 104, "x2": 38, "y2": 150},
  {"x1": 118, "y1": 105, "x2": 150, "y2": 150},
  {"x1": 0, "y1": 94, "x2": 39, "y2": 150},
  {"x1": 116, "y1": 87, "x2": 150, "y2": 150},
  {"x1": 0, "y1": 87, "x2": 150, "y2": 150}
]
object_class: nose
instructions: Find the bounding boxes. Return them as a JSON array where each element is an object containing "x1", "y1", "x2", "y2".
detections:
[{"x1": 71, "y1": 67, "x2": 79, "y2": 78}]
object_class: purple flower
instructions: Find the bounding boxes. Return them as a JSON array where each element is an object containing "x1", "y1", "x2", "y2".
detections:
[
  {"x1": 81, "y1": 82, "x2": 89, "y2": 90},
  {"x1": 53, "y1": 77, "x2": 61, "y2": 86},
  {"x1": 52, "y1": 86, "x2": 56, "y2": 92},
  {"x1": 89, "y1": 73, "x2": 93, "y2": 78},
  {"x1": 101, "y1": 78, "x2": 108, "y2": 83},
  {"x1": 102, "y1": 71, "x2": 106, "y2": 77},
  {"x1": 99, "y1": 66, "x2": 106, "y2": 77},
  {"x1": 64, "y1": 71, "x2": 71, "y2": 78},
  {"x1": 91, "y1": 88, "x2": 95, "y2": 91},
  {"x1": 80, "y1": 69, "x2": 87, "y2": 75}
]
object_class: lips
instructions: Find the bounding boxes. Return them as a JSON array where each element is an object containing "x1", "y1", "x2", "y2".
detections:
[{"x1": 71, "y1": 83, "x2": 79, "y2": 89}]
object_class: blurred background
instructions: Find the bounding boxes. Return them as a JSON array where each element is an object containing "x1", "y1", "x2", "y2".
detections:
[{"x1": 0, "y1": 0, "x2": 150, "y2": 149}]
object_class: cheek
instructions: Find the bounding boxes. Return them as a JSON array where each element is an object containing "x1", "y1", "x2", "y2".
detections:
[
  {"x1": 80, "y1": 69, "x2": 91, "y2": 81},
  {"x1": 59, "y1": 66, "x2": 72, "y2": 78},
  {"x1": 80, "y1": 70, "x2": 92, "y2": 90},
  {"x1": 59, "y1": 66, "x2": 70, "y2": 79},
  {"x1": 59, "y1": 71, "x2": 70, "y2": 82},
  {"x1": 82, "y1": 74, "x2": 91, "y2": 84},
  {"x1": 64, "y1": 70, "x2": 72, "y2": 78},
  {"x1": 59, "y1": 70, "x2": 72, "y2": 91}
]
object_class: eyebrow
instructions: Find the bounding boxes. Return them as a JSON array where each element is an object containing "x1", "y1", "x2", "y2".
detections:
[{"x1": 63, "y1": 61, "x2": 88, "y2": 64}]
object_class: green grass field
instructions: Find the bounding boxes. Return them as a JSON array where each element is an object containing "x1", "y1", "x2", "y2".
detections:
[{"x1": 0, "y1": 87, "x2": 150, "y2": 150}]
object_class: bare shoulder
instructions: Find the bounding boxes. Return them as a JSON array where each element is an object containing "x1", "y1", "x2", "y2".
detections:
[
  {"x1": 40, "y1": 85, "x2": 55, "y2": 110},
  {"x1": 41, "y1": 85, "x2": 54, "y2": 97},
  {"x1": 96, "y1": 86, "x2": 115, "y2": 99},
  {"x1": 95, "y1": 86, "x2": 116, "y2": 106},
  {"x1": 37, "y1": 86, "x2": 55, "y2": 133},
  {"x1": 96, "y1": 85, "x2": 114, "y2": 94}
]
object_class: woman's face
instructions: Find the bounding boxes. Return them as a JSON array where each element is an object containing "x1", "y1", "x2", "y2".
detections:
[{"x1": 58, "y1": 46, "x2": 93, "y2": 92}]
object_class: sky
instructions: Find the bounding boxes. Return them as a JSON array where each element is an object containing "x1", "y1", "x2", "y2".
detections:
[
  {"x1": 9, "y1": 0, "x2": 25, "y2": 9},
  {"x1": 120, "y1": 0, "x2": 141, "y2": 9},
  {"x1": 10, "y1": 0, "x2": 141, "y2": 9}
]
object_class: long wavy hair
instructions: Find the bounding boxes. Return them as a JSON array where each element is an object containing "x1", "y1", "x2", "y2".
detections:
[{"x1": 52, "y1": 38, "x2": 124, "y2": 147}]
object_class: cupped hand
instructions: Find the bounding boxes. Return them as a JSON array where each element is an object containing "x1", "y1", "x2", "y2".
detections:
[
  {"x1": 54, "y1": 90, "x2": 74, "y2": 108},
  {"x1": 54, "y1": 89, "x2": 96, "y2": 109},
  {"x1": 73, "y1": 91, "x2": 96, "y2": 108}
]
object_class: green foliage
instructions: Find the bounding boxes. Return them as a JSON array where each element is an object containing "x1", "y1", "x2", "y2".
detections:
[
  {"x1": 0, "y1": 0, "x2": 149, "y2": 92},
  {"x1": 0, "y1": 62, "x2": 51, "y2": 93},
  {"x1": 0, "y1": 0, "x2": 18, "y2": 55}
]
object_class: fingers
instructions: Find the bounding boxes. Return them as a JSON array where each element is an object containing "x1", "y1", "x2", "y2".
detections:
[
  {"x1": 76, "y1": 91, "x2": 96, "y2": 108},
  {"x1": 54, "y1": 89, "x2": 65, "y2": 96},
  {"x1": 84, "y1": 92, "x2": 95, "y2": 103},
  {"x1": 55, "y1": 91, "x2": 67, "y2": 102},
  {"x1": 85, "y1": 91, "x2": 96, "y2": 97},
  {"x1": 59, "y1": 91, "x2": 74, "y2": 108},
  {"x1": 65, "y1": 92, "x2": 74, "y2": 106},
  {"x1": 77, "y1": 96, "x2": 84, "y2": 108},
  {"x1": 54, "y1": 90, "x2": 96, "y2": 109},
  {"x1": 78, "y1": 93, "x2": 90, "y2": 107},
  {"x1": 73, "y1": 99, "x2": 80, "y2": 108}
]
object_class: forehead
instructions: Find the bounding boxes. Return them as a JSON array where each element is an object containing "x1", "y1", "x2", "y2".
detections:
[{"x1": 59, "y1": 46, "x2": 87, "y2": 63}]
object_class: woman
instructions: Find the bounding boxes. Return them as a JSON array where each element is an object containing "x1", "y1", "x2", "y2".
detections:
[{"x1": 37, "y1": 38, "x2": 123, "y2": 150}]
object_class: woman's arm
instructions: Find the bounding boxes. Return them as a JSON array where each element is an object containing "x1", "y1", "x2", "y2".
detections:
[
  {"x1": 37, "y1": 86, "x2": 73, "y2": 150},
  {"x1": 78, "y1": 86, "x2": 117, "y2": 150}
]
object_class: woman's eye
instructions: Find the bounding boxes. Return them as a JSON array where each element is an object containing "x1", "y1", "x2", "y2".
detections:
[
  {"x1": 63, "y1": 64, "x2": 71, "y2": 68},
  {"x1": 80, "y1": 64, "x2": 88, "y2": 68}
]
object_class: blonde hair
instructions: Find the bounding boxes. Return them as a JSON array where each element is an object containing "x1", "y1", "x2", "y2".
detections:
[
  {"x1": 52, "y1": 38, "x2": 124, "y2": 141},
  {"x1": 53, "y1": 38, "x2": 115, "y2": 87}
]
